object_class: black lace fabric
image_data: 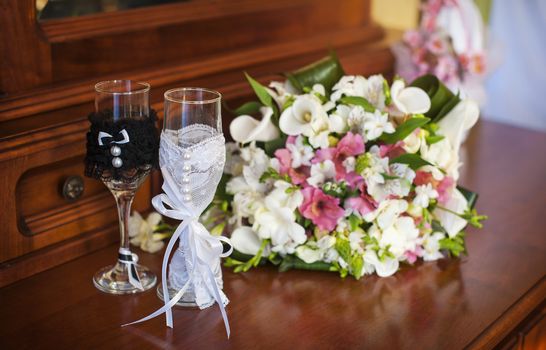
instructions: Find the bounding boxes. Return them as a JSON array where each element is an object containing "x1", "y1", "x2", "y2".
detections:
[{"x1": 84, "y1": 109, "x2": 160, "y2": 182}]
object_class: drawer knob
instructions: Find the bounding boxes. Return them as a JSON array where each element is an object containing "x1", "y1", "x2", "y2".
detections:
[{"x1": 62, "y1": 175, "x2": 84, "y2": 201}]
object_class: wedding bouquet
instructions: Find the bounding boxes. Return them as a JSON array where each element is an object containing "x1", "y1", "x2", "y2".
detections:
[{"x1": 204, "y1": 53, "x2": 486, "y2": 279}]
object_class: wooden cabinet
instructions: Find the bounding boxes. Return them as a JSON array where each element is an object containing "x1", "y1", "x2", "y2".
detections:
[{"x1": 0, "y1": 0, "x2": 394, "y2": 286}]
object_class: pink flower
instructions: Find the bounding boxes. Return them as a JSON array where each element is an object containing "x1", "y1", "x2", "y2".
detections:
[
  {"x1": 299, "y1": 187, "x2": 345, "y2": 232},
  {"x1": 313, "y1": 132, "x2": 364, "y2": 186},
  {"x1": 379, "y1": 141, "x2": 405, "y2": 159},
  {"x1": 435, "y1": 56, "x2": 460, "y2": 84},
  {"x1": 426, "y1": 33, "x2": 448, "y2": 55},
  {"x1": 345, "y1": 196, "x2": 375, "y2": 217},
  {"x1": 403, "y1": 30, "x2": 423, "y2": 48},
  {"x1": 436, "y1": 176, "x2": 454, "y2": 205},
  {"x1": 274, "y1": 148, "x2": 309, "y2": 185}
]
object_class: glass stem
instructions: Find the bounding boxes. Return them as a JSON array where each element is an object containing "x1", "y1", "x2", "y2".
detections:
[{"x1": 113, "y1": 190, "x2": 135, "y2": 251}]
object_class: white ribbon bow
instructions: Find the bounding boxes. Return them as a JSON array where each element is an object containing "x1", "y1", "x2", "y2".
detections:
[
  {"x1": 118, "y1": 247, "x2": 144, "y2": 290},
  {"x1": 123, "y1": 169, "x2": 233, "y2": 338},
  {"x1": 98, "y1": 129, "x2": 130, "y2": 146}
]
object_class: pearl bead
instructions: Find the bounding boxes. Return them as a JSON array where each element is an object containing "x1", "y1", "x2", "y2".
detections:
[
  {"x1": 112, "y1": 157, "x2": 123, "y2": 168},
  {"x1": 183, "y1": 152, "x2": 191, "y2": 160},
  {"x1": 182, "y1": 177, "x2": 190, "y2": 184},
  {"x1": 110, "y1": 145, "x2": 121, "y2": 156},
  {"x1": 182, "y1": 186, "x2": 190, "y2": 194},
  {"x1": 183, "y1": 195, "x2": 192, "y2": 202},
  {"x1": 183, "y1": 164, "x2": 191, "y2": 172}
]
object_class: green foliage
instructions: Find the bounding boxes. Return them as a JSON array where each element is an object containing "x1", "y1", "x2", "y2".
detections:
[
  {"x1": 458, "y1": 186, "x2": 479, "y2": 209},
  {"x1": 278, "y1": 254, "x2": 333, "y2": 273},
  {"x1": 339, "y1": 96, "x2": 375, "y2": 113},
  {"x1": 355, "y1": 153, "x2": 371, "y2": 174},
  {"x1": 285, "y1": 51, "x2": 345, "y2": 92},
  {"x1": 335, "y1": 237, "x2": 352, "y2": 263},
  {"x1": 233, "y1": 101, "x2": 263, "y2": 116},
  {"x1": 410, "y1": 75, "x2": 460, "y2": 122},
  {"x1": 390, "y1": 153, "x2": 432, "y2": 170},
  {"x1": 259, "y1": 167, "x2": 291, "y2": 183},
  {"x1": 425, "y1": 134, "x2": 445, "y2": 145},
  {"x1": 244, "y1": 72, "x2": 279, "y2": 123},
  {"x1": 224, "y1": 240, "x2": 270, "y2": 273},
  {"x1": 350, "y1": 254, "x2": 364, "y2": 279},
  {"x1": 264, "y1": 134, "x2": 287, "y2": 157},
  {"x1": 380, "y1": 116, "x2": 430, "y2": 144},
  {"x1": 460, "y1": 208, "x2": 488, "y2": 228},
  {"x1": 439, "y1": 231, "x2": 467, "y2": 257}
]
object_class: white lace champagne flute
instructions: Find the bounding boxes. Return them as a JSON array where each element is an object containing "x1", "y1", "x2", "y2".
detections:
[
  {"x1": 157, "y1": 88, "x2": 228, "y2": 307},
  {"x1": 91, "y1": 80, "x2": 157, "y2": 294}
]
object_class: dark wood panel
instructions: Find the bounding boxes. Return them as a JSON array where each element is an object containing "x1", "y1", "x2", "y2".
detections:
[{"x1": 0, "y1": 121, "x2": 544, "y2": 349}]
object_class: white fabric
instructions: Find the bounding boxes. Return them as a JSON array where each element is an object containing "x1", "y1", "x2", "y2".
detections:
[{"x1": 124, "y1": 125, "x2": 233, "y2": 338}]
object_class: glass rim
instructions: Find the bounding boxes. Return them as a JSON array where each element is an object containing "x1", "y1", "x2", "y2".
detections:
[
  {"x1": 95, "y1": 80, "x2": 150, "y2": 95},
  {"x1": 164, "y1": 87, "x2": 221, "y2": 105}
]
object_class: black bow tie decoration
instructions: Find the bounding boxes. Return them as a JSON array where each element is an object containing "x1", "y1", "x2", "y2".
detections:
[{"x1": 84, "y1": 109, "x2": 160, "y2": 182}]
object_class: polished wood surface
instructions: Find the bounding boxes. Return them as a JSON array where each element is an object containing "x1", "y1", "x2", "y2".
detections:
[{"x1": 0, "y1": 120, "x2": 544, "y2": 349}]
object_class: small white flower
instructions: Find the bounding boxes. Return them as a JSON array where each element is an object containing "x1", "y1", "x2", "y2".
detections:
[
  {"x1": 307, "y1": 160, "x2": 336, "y2": 187},
  {"x1": 349, "y1": 231, "x2": 364, "y2": 254},
  {"x1": 413, "y1": 184, "x2": 439, "y2": 208},
  {"x1": 364, "y1": 199, "x2": 408, "y2": 230},
  {"x1": 363, "y1": 74, "x2": 386, "y2": 110},
  {"x1": 287, "y1": 135, "x2": 314, "y2": 168},
  {"x1": 330, "y1": 75, "x2": 368, "y2": 102},
  {"x1": 253, "y1": 181, "x2": 305, "y2": 253},
  {"x1": 129, "y1": 211, "x2": 165, "y2": 253},
  {"x1": 379, "y1": 216, "x2": 420, "y2": 259},
  {"x1": 422, "y1": 232, "x2": 445, "y2": 261},
  {"x1": 342, "y1": 156, "x2": 356, "y2": 173},
  {"x1": 363, "y1": 250, "x2": 399, "y2": 277},
  {"x1": 390, "y1": 79, "x2": 431, "y2": 115},
  {"x1": 420, "y1": 138, "x2": 459, "y2": 179},
  {"x1": 267, "y1": 80, "x2": 297, "y2": 108},
  {"x1": 362, "y1": 110, "x2": 395, "y2": 141},
  {"x1": 402, "y1": 130, "x2": 424, "y2": 154},
  {"x1": 347, "y1": 105, "x2": 367, "y2": 135},
  {"x1": 295, "y1": 236, "x2": 335, "y2": 264},
  {"x1": 329, "y1": 105, "x2": 350, "y2": 133}
]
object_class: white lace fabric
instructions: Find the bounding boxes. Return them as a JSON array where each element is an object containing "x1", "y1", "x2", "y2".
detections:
[{"x1": 161, "y1": 125, "x2": 226, "y2": 215}]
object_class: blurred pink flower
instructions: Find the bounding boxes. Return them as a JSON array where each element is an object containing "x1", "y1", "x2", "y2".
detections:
[
  {"x1": 345, "y1": 196, "x2": 375, "y2": 217},
  {"x1": 314, "y1": 132, "x2": 364, "y2": 186},
  {"x1": 436, "y1": 176, "x2": 454, "y2": 205},
  {"x1": 299, "y1": 187, "x2": 345, "y2": 231},
  {"x1": 403, "y1": 30, "x2": 423, "y2": 48},
  {"x1": 274, "y1": 147, "x2": 309, "y2": 185},
  {"x1": 426, "y1": 33, "x2": 449, "y2": 55},
  {"x1": 435, "y1": 55, "x2": 459, "y2": 84}
]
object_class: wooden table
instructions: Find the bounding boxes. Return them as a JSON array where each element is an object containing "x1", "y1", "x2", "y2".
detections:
[{"x1": 1, "y1": 120, "x2": 545, "y2": 350}]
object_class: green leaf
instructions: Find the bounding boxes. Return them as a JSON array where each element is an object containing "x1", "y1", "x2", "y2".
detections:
[
  {"x1": 285, "y1": 51, "x2": 345, "y2": 92},
  {"x1": 335, "y1": 237, "x2": 351, "y2": 263},
  {"x1": 410, "y1": 75, "x2": 460, "y2": 122},
  {"x1": 259, "y1": 166, "x2": 291, "y2": 183},
  {"x1": 439, "y1": 231, "x2": 467, "y2": 257},
  {"x1": 245, "y1": 72, "x2": 273, "y2": 108},
  {"x1": 457, "y1": 186, "x2": 478, "y2": 209},
  {"x1": 355, "y1": 154, "x2": 371, "y2": 174},
  {"x1": 380, "y1": 116, "x2": 430, "y2": 144},
  {"x1": 425, "y1": 134, "x2": 445, "y2": 145},
  {"x1": 264, "y1": 134, "x2": 287, "y2": 157},
  {"x1": 348, "y1": 214, "x2": 362, "y2": 232},
  {"x1": 349, "y1": 254, "x2": 364, "y2": 279},
  {"x1": 390, "y1": 153, "x2": 432, "y2": 170},
  {"x1": 233, "y1": 101, "x2": 262, "y2": 116},
  {"x1": 339, "y1": 96, "x2": 375, "y2": 112}
]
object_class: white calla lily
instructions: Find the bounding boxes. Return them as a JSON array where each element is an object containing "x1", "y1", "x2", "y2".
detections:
[
  {"x1": 434, "y1": 188, "x2": 469, "y2": 237},
  {"x1": 231, "y1": 226, "x2": 263, "y2": 255},
  {"x1": 230, "y1": 107, "x2": 279, "y2": 144},
  {"x1": 279, "y1": 95, "x2": 329, "y2": 136},
  {"x1": 391, "y1": 80, "x2": 431, "y2": 115},
  {"x1": 437, "y1": 99, "x2": 479, "y2": 152}
]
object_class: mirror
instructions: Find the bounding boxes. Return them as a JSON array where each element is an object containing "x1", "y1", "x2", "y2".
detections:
[{"x1": 36, "y1": 0, "x2": 190, "y2": 20}]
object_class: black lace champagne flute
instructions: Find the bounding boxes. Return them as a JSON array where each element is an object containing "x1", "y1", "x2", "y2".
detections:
[{"x1": 86, "y1": 80, "x2": 157, "y2": 294}]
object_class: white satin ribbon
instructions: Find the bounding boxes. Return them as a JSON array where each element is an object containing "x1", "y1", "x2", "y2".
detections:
[
  {"x1": 98, "y1": 129, "x2": 130, "y2": 146},
  {"x1": 118, "y1": 247, "x2": 144, "y2": 290},
  {"x1": 123, "y1": 168, "x2": 233, "y2": 338}
]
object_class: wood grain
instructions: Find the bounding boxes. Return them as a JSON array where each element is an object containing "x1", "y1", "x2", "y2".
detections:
[{"x1": 0, "y1": 121, "x2": 544, "y2": 349}]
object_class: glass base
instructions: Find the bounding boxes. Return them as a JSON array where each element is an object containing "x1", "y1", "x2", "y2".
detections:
[
  {"x1": 93, "y1": 262, "x2": 157, "y2": 294},
  {"x1": 156, "y1": 283, "x2": 199, "y2": 307}
]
